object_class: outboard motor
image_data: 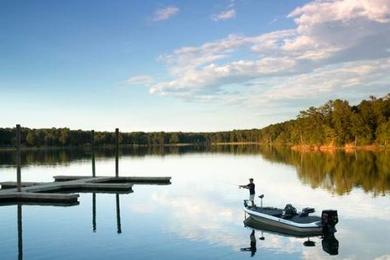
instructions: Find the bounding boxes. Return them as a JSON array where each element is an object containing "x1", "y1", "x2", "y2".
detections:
[{"x1": 321, "y1": 210, "x2": 338, "y2": 234}]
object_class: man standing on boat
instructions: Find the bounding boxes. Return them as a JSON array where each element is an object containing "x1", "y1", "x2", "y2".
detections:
[{"x1": 240, "y1": 178, "x2": 255, "y2": 207}]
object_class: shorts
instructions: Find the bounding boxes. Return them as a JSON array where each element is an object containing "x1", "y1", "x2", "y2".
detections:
[{"x1": 249, "y1": 194, "x2": 255, "y2": 201}]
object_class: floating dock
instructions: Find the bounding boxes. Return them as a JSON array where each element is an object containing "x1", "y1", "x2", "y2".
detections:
[
  {"x1": 53, "y1": 175, "x2": 172, "y2": 184},
  {"x1": 0, "y1": 176, "x2": 171, "y2": 206}
]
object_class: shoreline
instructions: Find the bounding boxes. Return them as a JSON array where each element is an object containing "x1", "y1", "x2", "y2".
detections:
[
  {"x1": 0, "y1": 142, "x2": 388, "y2": 152},
  {"x1": 290, "y1": 144, "x2": 387, "y2": 152},
  {"x1": 0, "y1": 143, "x2": 201, "y2": 152}
]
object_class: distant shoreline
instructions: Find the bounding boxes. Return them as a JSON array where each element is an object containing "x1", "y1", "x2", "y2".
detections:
[
  {"x1": 291, "y1": 144, "x2": 388, "y2": 152},
  {"x1": 0, "y1": 142, "x2": 388, "y2": 152}
]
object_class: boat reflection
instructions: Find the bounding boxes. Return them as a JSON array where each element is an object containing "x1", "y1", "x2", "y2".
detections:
[{"x1": 243, "y1": 217, "x2": 339, "y2": 256}]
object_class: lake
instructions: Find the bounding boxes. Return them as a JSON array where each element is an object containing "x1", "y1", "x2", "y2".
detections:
[{"x1": 0, "y1": 146, "x2": 389, "y2": 259}]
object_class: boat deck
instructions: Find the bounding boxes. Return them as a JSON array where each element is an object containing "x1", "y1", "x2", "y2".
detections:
[{"x1": 247, "y1": 206, "x2": 321, "y2": 224}]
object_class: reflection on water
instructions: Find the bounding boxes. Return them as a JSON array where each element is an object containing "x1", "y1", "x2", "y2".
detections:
[
  {"x1": 0, "y1": 145, "x2": 389, "y2": 259},
  {"x1": 243, "y1": 217, "x2": 339, "y2": 256},
  {"x1": 257, "y1": 146, "x2": 390, "y2": 196},
  {"x1": 240, "y1": 230, "x2": 257, "y2": 257},
  {"x1": 1, "y1": 145, "x2": 389, "y2": 196},
  {"x1": 14, "y1": 192, "x2": 124, "y2": 260},
  {"x1": 0, "y1": 145, "x2": 261, "y2": 167}
]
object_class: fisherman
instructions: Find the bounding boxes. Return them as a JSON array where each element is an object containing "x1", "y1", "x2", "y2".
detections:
[{"x1": 240, "y1": 178, "x2": 255, "y2": 207}]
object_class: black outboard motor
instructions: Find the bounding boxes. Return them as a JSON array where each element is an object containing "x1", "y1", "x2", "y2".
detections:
[{"x1": 321, "y1": 210, "x2": 338, "y2": 234}]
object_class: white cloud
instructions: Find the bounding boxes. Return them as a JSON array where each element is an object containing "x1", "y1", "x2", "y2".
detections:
[
  {"x1": 153, "y1": 6, "x2": 179, "y2": 21},
  {"x1": 212, "y1": 0, "x2": 237, "y2": 22},
  {"x1": 213, "y1": 9, "x2": 236, "y2": 21},
  {"x1": 146, "y1": 0, "x2": 390, "y2": 105},
  {"x1": 257, "y1": 58, "x2": 390, "y2": 101},
  {"x1": 127, "y1": 75, "x2": 153, "y2": 86}
]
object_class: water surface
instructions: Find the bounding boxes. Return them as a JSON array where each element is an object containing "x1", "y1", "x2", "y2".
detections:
[{"x1": 0, "y1": 146, "x2": 389, "y2": 259}]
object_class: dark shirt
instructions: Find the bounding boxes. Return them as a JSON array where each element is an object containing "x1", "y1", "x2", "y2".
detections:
[{"x1": 248, "y1": 183, "x2": 255, "y2": 195}]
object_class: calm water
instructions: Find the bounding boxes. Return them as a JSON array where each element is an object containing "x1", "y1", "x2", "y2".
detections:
[{"x1": 0, "y1": 146, "x2": 389, "y2": 260}]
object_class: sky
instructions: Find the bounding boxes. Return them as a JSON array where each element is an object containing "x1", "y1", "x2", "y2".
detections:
[{"x1": 0, "y1": 0, "x2": 389, "y2": 132}]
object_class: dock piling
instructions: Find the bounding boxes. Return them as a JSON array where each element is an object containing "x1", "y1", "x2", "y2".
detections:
[
  {"x1": 115, "y1": 128, "x2": 119, "y2": 177},
  {"x1": 91, "y1": 130, "x2": 96, "y2": 178},
  {"x1": 16, "y1": 124, "x2": 21, "y2": 193}
]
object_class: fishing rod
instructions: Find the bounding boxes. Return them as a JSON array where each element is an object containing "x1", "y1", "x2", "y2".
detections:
[
  {"x1": 220, "y1": 181, "x2": 241, "y2": 188},
  {"x1": 221, "y1": 181, "x2": 248, "y2": 189}
]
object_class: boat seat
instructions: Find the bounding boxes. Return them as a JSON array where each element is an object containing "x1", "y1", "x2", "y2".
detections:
[
  {"x1": 282, "y1": 214, "x2": 295, "y2": 219},
  {"x1": 299, "y1": 207, "x2": 315, "y2": 217},
  {"x1": 283, "y1": 204, "x2": 298, "y2": 219}
]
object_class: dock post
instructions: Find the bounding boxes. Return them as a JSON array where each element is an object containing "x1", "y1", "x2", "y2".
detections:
[
  {"x1": 116, "y1": 194, "x2": 122, "y2": 234},
  {"x1": 90, "y1": 131, "x2": 97, "y2": 233},
  {"x1": 115, "y1": 128, "x2": 119, "y2": 178},
  {"x1": 91, "y1": 130, "x2": 96, "y2": 178},
  {"x1": 16, "y1": 124, "x2": 21, "y2": 192}
]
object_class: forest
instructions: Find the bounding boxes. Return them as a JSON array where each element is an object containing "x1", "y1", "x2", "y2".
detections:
[{"x1": 0, "y1": 94, "x2": 389, "y2": 148}]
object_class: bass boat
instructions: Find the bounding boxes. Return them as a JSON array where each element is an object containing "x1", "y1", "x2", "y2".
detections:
[{"x1": 243, "y1": 195, "x2": 338, "y2": 235}]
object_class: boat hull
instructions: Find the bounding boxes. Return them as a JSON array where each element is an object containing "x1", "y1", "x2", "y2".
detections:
[{"x1": 244, "y1": 207, "x2": 323, "y2": 234}]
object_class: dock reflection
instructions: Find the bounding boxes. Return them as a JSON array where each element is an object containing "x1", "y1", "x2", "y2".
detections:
[
  {"x1": 16, "y1": 191, "x2": 124, "y2": 260},
  {"x1": 17, "y1": 204, "x2": 22, "y2": 260},
  {"x1": 243, "y1": 217, "x2": 339, "y2": 256}
]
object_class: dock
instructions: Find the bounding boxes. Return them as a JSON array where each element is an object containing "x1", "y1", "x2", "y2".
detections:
[
  {"x1": 53, "y1": 175, "x2": 172, "y2": 184},
  {"x1": 0, "y1": 176, "x2": 171, "y2": 206},
  {"x1": 2, "y1": 125, "x2": 173, "y2": 260},
  {"x1": 0, "y1": 192, "x2": 79, "y2": 206}
]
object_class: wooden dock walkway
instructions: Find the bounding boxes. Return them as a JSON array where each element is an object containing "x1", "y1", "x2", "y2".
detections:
[
  {"x1": 53, "y1": 175, "x2": 172, "y2": 184},
  {"x1": 0, "y1": 176, "x2": 171, "y2": 206}
]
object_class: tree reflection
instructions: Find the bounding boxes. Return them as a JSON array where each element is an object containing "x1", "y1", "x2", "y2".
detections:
[
  {"x1": 258, "y1": 146, "x2": 390, "y2": 196},
  {"x1": 1, "y1": 145, "x2": 388, "y2": 196}
]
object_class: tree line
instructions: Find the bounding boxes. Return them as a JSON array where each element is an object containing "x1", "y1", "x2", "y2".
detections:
[
  {"x1": 0, "y1": 94, "x2": 389, "y2": 148},
  {"x1": 259, "y1": 94, "x2": 390, "y2": 147}
]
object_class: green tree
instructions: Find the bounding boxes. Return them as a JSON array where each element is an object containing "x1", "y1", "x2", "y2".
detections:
[{"x1": 376, "y1": 121, "x2": 390, "y2": 146}]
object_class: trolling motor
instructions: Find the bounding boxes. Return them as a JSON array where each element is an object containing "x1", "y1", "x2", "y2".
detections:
[{"x1": 258, "y1": 194, "x2": 264, "y2": 208}]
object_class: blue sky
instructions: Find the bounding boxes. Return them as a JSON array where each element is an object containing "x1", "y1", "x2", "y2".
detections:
[{"x1": 1, "y1": 0, "x2": 389, "y2": 132}]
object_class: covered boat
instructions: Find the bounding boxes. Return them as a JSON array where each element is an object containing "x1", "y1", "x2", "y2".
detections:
[{"x1": 243, "y1": 195, "x2": 338, "y2": 235}]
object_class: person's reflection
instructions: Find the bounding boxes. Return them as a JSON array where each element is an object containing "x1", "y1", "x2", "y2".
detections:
[{"x1": 240, "y1": 230, "x2": 257, "y2": 257}]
